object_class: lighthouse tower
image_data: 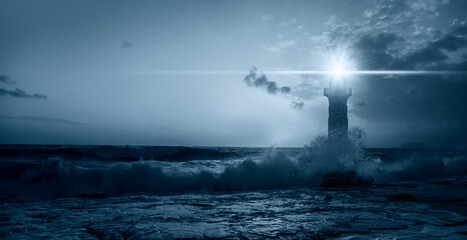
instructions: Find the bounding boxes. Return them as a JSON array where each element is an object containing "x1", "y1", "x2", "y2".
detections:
[{"x1": 324, "y1": 76, "x2": 352, "y2": 140}]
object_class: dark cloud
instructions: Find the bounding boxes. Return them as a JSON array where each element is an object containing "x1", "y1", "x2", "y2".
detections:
[
  {"x1": 280, "y1": 86, "x2": 291, "y2": 93},
  {"x1": 0, "y1": 115, "x2": 86, "y2": 126},
  {"x1": 244, "y1": 66, "x2": 304, "y2": 110},
  {"x1": 244, "y1": 66, "x2": 289, "y2": 94},
  {"x1": 396, "y1": 28, "x2": 467, "y2": 70},
  {"x1": 0, "y1": 75, "x2": 15, "y2": 85},
  {"x1": 0, "y1": 88, "x2": 47, "y2": 99},
  {"x1": 351, "y1": 28, "x2": 467, "y2": 71},
  {"x1": 121, "y1": 41, "x2": 133, "y2": 48},
  {"x1": 348, "y1": 25, "x2": 467, "y2": 74},
  {"x1": 352, "y1": 33, "x2": 399, "y2": 70},
  {"x1": 0, "y1": 75, "x2": 47, "y2": 99},
  {"x1": 291, "y1": 99, "x2": 304, "y2": 110},
  {"x1": 435, "y1": 34, "x2": 467, "y2": 52}
]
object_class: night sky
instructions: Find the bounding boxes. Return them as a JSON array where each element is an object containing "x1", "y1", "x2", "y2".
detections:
[{"x1": 1, "y1": 0, "x2": 466, "y2": 148}]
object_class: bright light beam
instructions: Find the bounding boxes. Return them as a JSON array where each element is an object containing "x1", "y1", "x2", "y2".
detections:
[
  {"x1": 97, "y1": 70, "x2": 467, "y2": 75},
  {"x1": 265, "y1": 70, "x2": 467, "y2": 75}
]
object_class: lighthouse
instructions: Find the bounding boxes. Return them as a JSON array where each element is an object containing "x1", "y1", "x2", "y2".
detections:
[{"x1": 324, "y1": 64, "x2": 352, "y2": 140}]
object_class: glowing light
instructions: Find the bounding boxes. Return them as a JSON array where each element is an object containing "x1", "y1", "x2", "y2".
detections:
[
  {"x1": 332, "y1": 62, "x2": 346, "y2": 77},
  {"x1": 89, "y1": 70, "x2": 467, "y2": 76}
]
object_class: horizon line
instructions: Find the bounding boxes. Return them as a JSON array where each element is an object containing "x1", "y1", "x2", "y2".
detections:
[{"x1": 92, "y1": 70, "x2": 467, "y2": 75}]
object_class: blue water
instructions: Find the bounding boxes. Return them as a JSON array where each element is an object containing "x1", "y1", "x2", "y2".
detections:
[{"x1": 0, "y1": 145, "x2": 466, "y2": 239}]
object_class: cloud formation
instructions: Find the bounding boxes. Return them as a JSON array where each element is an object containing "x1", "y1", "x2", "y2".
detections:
[
  {"x1": 0, "y1": 75, "x2": 15, "y2": 84},
  {"x1": 0, "y1": 88, "x2": 47, "y2": 99},
  {"x1": 121, "y1": 41, "x2": 133, "y2": 48},
  {"x1": 0, "y1": 75, "x2": 47, "y2": 99},
  {"x1": 244, "y1": 66, "x2": 291, "y2": 94},
  {"x1": 244, "y1": 66, "x2": 305, "y2": 110},
  {"x1": 291, "y1": 99, "x2": 304, "y2": 110}
]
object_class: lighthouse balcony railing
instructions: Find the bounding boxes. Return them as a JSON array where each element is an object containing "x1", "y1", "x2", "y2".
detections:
[{"x1": 324, "y1": 88, "x2": 352, "y2": 97}]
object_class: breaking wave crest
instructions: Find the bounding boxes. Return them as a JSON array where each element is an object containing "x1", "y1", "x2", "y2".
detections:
[{"x1": 1, "y1": 130, "x2": 466, "y2": 201}]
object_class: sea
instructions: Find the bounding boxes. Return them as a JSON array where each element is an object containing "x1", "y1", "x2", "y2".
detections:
[{"x1": 0, "y1": 142, "x2": 466, "y2": 239}]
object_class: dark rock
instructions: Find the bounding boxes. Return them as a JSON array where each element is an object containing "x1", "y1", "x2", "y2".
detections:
[
  {"x1": 321, "y1": 170, "x2": 373, "y2": 187},
  {"x1": 386, "y1": 193, "x2": 417, "y2": 202}
]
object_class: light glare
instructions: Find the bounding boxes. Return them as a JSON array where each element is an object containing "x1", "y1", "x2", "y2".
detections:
[
  {"x1": 332, "y1": 62, "x2": 345, "y2": 77},
  {"x1": 88, "y1": 70, "x2": 467, "y2": 76}
]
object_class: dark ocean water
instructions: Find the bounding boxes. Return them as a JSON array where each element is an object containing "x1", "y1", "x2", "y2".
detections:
[{"x1": 0, "y1": 144, "x2": 466, "y2": 239}]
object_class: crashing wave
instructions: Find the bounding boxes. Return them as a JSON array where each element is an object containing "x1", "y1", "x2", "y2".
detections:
[{"x1": 1, "y1": 129, "x2": 466, "y2": 201}]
